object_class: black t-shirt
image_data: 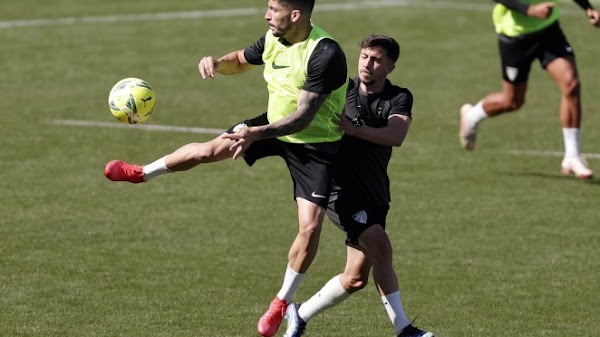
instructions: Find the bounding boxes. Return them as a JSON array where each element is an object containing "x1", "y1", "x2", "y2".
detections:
[
  {"x1": 243, "y1": 34, "x2": 347, "y2": 94},
  {"x1": 332, "y1": 77, "x2": 413, "y2": 206}
]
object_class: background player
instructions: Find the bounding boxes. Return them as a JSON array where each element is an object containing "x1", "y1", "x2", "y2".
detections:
[{"x1": 459, "y1": 0, "x2": 600, "y2": 179}]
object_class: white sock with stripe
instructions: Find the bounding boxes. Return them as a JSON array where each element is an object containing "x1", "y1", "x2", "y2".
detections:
[{"x1": 297, "y1": 275, "x2": 351, "y2": 322}]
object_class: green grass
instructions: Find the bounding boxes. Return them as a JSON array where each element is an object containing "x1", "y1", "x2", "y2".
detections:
[{"x1": 2, "y1": 1, "x2": 600, "y2": 336}]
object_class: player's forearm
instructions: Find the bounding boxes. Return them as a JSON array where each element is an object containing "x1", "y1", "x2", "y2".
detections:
[
  {"x1": 574, "y1": 0, "x2": 593, "y2": 10},
  {"x1": 349, "y1": 126, "x2": 408, "y2": 147},
  {"x1": 256, "y1": 111, "x2": 313, "y2": 139},
  {"x1": 215, "y1": 50, "x2": 253, "y2": 75},
  {"x1": 259, "y1": 90, "x2": 327, "y2": 139},
  {"x1": 344, "y1": 115, "x2": 411, "y2": 147}
]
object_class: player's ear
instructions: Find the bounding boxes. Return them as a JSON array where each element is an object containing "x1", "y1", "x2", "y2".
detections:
[
  {"x1": 387, "y1": 63, "x2": 396, "y2": 75},
  {"x1": 291, "y1": 9, "x2": 301, "y2": 22}
]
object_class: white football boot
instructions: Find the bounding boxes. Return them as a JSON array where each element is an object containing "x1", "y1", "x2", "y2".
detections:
[
  {"x1": 459, "y1": 103, "x2": 477, "y2": 151},
  {"x1": 561, "y1": 156, "x2": 593, "y2": 180}
]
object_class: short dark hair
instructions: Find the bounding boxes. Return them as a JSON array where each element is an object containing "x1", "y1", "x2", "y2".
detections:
[
  {"x1": 360, "y1": 34, "x2": 400, "y2": 63},
  {"x1": 278, "y1": 0, "x2": 315, "y2": 14}
]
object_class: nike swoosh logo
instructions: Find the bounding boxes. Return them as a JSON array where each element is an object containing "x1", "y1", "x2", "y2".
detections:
[
  {"x1": 272, "y1": 62, "x2": 290, "y2": 69},
  {"x1": 311, "y1": 191, "x2": 327, "y2": 199}
]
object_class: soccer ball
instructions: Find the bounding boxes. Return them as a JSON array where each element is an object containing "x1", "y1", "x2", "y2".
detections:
[{"x1": 108, "y1": 77, "x2": 156, "y2": 124}]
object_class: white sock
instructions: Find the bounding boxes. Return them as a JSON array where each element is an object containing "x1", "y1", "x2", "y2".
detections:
[
  {"x1": 276, "y1": 265, "x2": 304, "y2": 303},
  {"x1": 467, "y1": 100, "x2": 489, "y2": 128},
  {"x1": 382, "y1": 291, "x2": 411, "y2": 335},
  {"x1": 297, "y1": 275, "x2": 351, "y2": 323},
  {"x1": 562, "y1": 128, "x2": 580, "y2": 158},
  {"x1": 142, "y1": 156, "x2": 170, "y2": 181}
]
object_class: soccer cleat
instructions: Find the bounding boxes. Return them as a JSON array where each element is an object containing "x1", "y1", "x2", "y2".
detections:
[
  {"x1": 283, "y1": 303, "x2": 306, "y2": 337},
  {"x1": 398, "y1": 324, "x2": 435, "y2": 337},
  {"x1": 561, "y1": 156, "x2": 593, "y2": 180},
  {"x1": 104, "y1": 160, "x2": 145, "y2": 183},
  {"x1": 257, "y1": 297, "x2": 288, "y2": 337},
  {"x1": 459, "y1": 103, "x2": 477, "y2": 151}
]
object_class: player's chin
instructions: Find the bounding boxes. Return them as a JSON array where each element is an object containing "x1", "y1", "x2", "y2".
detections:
[
  {"x1": 271, "y1": 28, "x2": 284, "y2": 37},
  {"x1": 359, "y1": 73, "x2": 373, "y2": 84}
]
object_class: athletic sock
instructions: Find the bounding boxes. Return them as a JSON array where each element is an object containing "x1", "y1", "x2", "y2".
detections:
[
  {"x1": 276, "y1": 265, "x2": 304, "y2": 303},
  {"x1": 562, "y1": 128, "x2": 581, "y2": 158},
  {"x1": 143, "y1": 156, "x2": 170, "y2": 181},
  {"x1": 297, "y1": 275, "x2": 351, "y2": 323},
  {"x1": 381, "y1": 291, "x2": 411, "y2": 335},
  {"x1": 467, "y1": 100, "x2": 489, "y2": 128}
]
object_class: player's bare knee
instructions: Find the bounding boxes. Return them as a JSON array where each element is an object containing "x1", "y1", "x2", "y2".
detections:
[
  {"x1": 188, "y1": 142, "x2": 218, "y2": 162},
  {"x1": 501, "y1": 97, "x2": 524, "y2": 112},
  {"x1": 298, "y1": 223, "x2": 322, "y2": 240},
  {"x1": 372, "y1": 243, "x2": 394, "y2": 265},
  {"x1": 563, "y1": 77, "x2": 581, "y2": 98},
  {"x1": 298, "y1": 217, "x2": 323, "y2": 236},
  {"x1": 340, "y1": 273, "x2": 368, "y2": 293}
]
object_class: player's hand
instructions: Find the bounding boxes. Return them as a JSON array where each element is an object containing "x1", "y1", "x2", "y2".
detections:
[
  {"x1": 335, "y1": 113, "x2": 356, "y2": 136},
  {"x1": 527, "y1": 2, "x2": 554, "y2": 19},
  {"x1": 221, "y1": 126, "x2": 260, "y2": 160},
  {"x1": 586, "y1": 8, "x2": 600, "y2": 27},
  {"x1": 198, "y1": 56, "x2": 219, "y2": 79}
]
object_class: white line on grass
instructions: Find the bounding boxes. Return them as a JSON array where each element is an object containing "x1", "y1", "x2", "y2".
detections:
[
  {"x1": 3, "y1": 0, "x2": 589, "y2": 30},
  {"x1": 507, "y1": 149, "x2": 600, "y2": 160},
  {"x1": 47, "y1": 119, "x2": 225, "y2": 135},
  {"x1": 48, "y1": 119, "x2": 600, "y2": 160},
  {"x1": 0, "y1": 0, "x2": 500, "y2": 30}
]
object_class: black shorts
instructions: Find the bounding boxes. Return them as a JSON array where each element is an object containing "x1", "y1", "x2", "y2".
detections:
[
  {"x1": 227, "y1": 113, "x2": 339, "y2": 208},
  {"x1": 498, "y1": 21, "x2": 574, "y2": 84},
  {"x1": 327, "y1": 193, "x2": 389, "y2": 245}
]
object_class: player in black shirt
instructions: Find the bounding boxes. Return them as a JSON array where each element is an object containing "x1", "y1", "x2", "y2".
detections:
[{"x1": 283, "y1": 34, "x2": 434, "y2": 337}]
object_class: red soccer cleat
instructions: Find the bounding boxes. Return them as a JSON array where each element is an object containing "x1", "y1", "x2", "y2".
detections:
[
  {"x1": 104, "y1": 160, "x2": 145, "y2": 184},
  {"x1": 257, "y1": 297, "x2": 288, "y2": 337}
]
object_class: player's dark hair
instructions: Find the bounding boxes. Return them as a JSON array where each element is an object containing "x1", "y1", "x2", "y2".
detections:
[
  {"x1": 278, "y1": 0, "x2": 315, "y2": 14},
  {"x1": 360, "y1": 34, "x2": 400, "y2": 63}
]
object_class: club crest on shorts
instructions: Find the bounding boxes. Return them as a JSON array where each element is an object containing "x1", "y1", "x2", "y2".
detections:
[
  {"x1": 352, "y1": 210, "x2": 368, "y2": 224},
  {"x1": 505, "y1": 66, "x2": 518, "y2": 82}
]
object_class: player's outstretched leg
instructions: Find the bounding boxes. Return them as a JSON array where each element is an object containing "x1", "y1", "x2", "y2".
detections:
[
  {"x1": 257, "y1": 297, "x2": 288, "y2": 337},
  {"x1": 104, "y1": 135, "x2": 237, "y2": 184},
  {"x1": 104, "y1": 160, "x2": 144, "y2": 183}
]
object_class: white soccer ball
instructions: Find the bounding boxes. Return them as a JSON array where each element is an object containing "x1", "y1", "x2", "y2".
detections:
[{"x1": 108, "y1": 77, "x2": 156, "y2": 124}]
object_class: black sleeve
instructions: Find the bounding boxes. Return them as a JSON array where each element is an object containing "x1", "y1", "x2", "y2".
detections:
[
  {"x1": 493, "y1": 0, "x2": 530, "y2": 15},
  {"x1": 573, "y1": 0, "x2": 593, "y2": 10},
  {"x1": 390, "y1": 88, "x2": 413, "y2": 120},
  {"x1": 302, "y1": 38, "x2": 348, "y2": 94},
  {"x1": 243, "y1": 35, "x2": 265, "y2": 66}
]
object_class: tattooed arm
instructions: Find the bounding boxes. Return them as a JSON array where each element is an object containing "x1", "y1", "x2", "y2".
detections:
[
  {"x1": 223, "y1": 90, "x2": 329, "y2": 159},
  {"x1": 260, "y1": 90, "x2": 328, "y2": 139}
]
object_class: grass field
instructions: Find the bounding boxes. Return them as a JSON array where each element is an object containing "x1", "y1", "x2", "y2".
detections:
[{"x1": 1, "y1": 1, "x2": 600, "y2": 336}]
